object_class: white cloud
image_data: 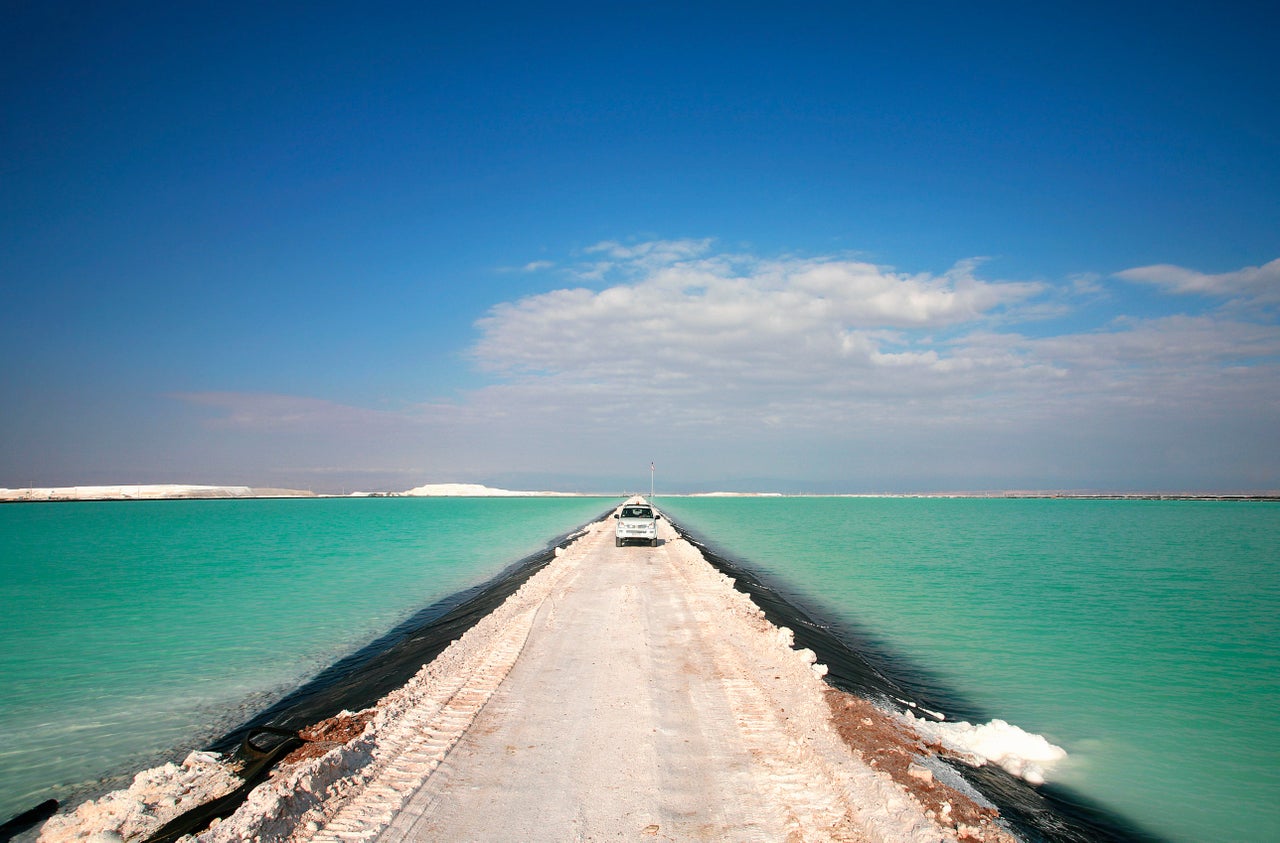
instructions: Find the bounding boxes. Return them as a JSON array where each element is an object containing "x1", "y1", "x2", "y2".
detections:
[
  {"x1": 164, "y1": 247, "x2": 1280, "y2": 492},
  {"x1": 1115, "y1": 258, "x2": 1280, "y2": 306},
  {"x1": 1068, "y1": 272, "x2": 1104, "y2": 296},
  {"x1": 583, "y1": 238, "x2": 714, "y2": 263},
  {"x1": 452, "y1": 245, "x2": 1279, "y2": 487},
  {"x1": 473, "y1": 247, "x2": 1045, "y2": 386},
  {"x1": 571, "y1": 238, "x2": 716, "y2": 282}
]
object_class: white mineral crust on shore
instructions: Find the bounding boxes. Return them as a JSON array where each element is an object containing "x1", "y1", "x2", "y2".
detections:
[
  {"x1": 38, "y1": 752, "x2": 241, "y2": 841},
  {"x1": 0, "y1": 485, "x2": 315, "y2": 501},
  {"x1": 39, "y1": 512, "x2": 1003, "y2": 843},
  {"x1": 900, "y1": 713, "x2": 1067, "y2": 786},
  {"x1": 399, "y1": 483, "x2": 572, "y2": 496}
]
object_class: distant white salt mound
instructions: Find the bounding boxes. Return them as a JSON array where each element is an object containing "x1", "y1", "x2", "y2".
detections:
[
  {"x1": 0, "y1": 485, "x2": 315, "y2": 501},
  {"x1": 401, "y1": 483, "x2": 571, "y2": 497},
  {"x1": 1, "y1": 485, "x2": 252, "y2": 501},
  {"x1": 690, "y1": 491, "x2": 784, "y2": 497},
  {"x1": 901, "y1": 712, "x2": 1067, "y2": 785}
]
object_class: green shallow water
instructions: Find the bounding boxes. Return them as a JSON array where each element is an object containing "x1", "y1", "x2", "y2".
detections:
[
  {"x1": 5, "y1": 495, "x2": 1277, "y2": 841},
  {"x1": 656, "y1": 496, "x2": 1280, "y2": 843},
  {"x1": 0, "y1": 496, "x2": 617, "y2": 819}
]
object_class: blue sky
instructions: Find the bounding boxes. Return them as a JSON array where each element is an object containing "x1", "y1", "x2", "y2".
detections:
[{"x1": 3, "y1": 1, "x2": 1277, "y2": 493}]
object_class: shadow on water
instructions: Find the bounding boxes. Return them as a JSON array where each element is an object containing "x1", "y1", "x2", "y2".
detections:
[{"x1": 670, "y1": 518, "x2": 1168, "y2": 843}]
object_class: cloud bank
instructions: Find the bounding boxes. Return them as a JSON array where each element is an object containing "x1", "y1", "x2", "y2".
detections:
[
  {"x1": 471, "y1": 242, "x2": 1275, "y2": 420},
  {"x1": 178, "y1": 242, "x2": 1280, "y2": 491},
  {"x1": 1115, "y1": 258, "x2": 1280, "y2": 308}
]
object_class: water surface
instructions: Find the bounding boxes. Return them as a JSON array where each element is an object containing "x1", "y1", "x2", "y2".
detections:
[
  {"x1": 0, "y1": 496, "x2": 616, "y2": 818},
  {"x1": 656, "y1": 496, "x2": 1280, "y2": 843}
]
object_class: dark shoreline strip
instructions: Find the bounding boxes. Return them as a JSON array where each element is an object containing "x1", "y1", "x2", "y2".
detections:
[
  {"x1": 22, "y1": 510, "x2": 614, "y2": 833},
  {"x1": 0, "y1": 800, "x2": 58, "y2": 843},
  {"x1": 668, "y1": 517, "x2": 1167, "y2": 843},
  {"x1": 209, "y1": 508, "x2": 613, "y2": 754}
]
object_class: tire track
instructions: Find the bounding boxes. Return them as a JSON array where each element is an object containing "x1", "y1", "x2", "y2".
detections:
[
  {"x1": 309, "y1": 592, "x2": 561, "y2": 842},
  {"x1": 665, "y1": 537, "x2": 950, "y2": 843}
]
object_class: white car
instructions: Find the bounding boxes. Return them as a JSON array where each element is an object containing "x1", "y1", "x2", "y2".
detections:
[{"x1": 614, "y1": 503, "x2": 661, "y2": 547}]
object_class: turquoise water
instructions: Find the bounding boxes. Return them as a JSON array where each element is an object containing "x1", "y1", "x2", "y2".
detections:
[
  {"x1": 0, "y1": 496, "x2": 617, "y2": 819},
  {"x1": 656, "y1": 496, "x2": 1280, "y2": 843},
  {"x1": 5, "y1": 496, "x2": 1277, "y2": 840}
]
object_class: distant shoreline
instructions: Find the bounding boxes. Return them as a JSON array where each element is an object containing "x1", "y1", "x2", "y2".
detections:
[
  {"x1": 682, "y1": 491, "x2": 1280, "y2": 501},
  {"x1": 0, "y1": 485, "x2": 318, "y2": 503},
  {"x1": 2, "y1": 483, "x2": 1277, "y2": 504}
]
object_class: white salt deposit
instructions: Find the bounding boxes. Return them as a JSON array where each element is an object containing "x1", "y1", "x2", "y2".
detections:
[
  {"x1": 399, "y1": 483, "x2": 572, "y2": 497},
  {"x1": 902, "y1": 712, "x2": 1068, "y2": 785},
  {"x1": 0, "y1": 485, "x2": 315, "y2": 502},
  {"x1": 38, "y1": 751, "x2": 242, "y2": 841},
  {"x1": 1, "y1": 485, "x2": 252, "y2": 501}
]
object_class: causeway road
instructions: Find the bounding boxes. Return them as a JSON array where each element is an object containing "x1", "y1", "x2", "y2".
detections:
[{"x1": 296, "y1": 504, "x2": 952, "y2": 843}]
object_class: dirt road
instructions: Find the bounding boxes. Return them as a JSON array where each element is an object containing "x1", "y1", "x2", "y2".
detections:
[
  {"x1": 39, "y1": 506, "x2": 1011, "y2": 843},
  {"x1": 298, "y1": 509, "x2": 951, "y2": 843}
]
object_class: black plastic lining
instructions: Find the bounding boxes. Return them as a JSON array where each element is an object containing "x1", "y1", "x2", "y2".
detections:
[
  {"x1": 1, "y1": 800, "x2": 58, "y2": 843},
  {"x1": 672, "y1": 520, "x2": 994, "y2": 718},
  {"x1": 145, "y1": 728, "x2": 304, "y2": 843},
  {"x1": 209, "y1": 511, "x2": 610, "y2": 754},
  {"x1": 667, "y1": 517, "x2": 1168, "y2": 843}
]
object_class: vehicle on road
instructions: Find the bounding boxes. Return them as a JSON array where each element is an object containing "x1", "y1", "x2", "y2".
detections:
[{"x1": 614, "y1": 502, "x2": 661, "y2": 547}]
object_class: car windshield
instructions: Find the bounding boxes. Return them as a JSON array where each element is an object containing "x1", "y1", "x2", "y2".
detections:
[{"x1": 622, "y1": 507, "x2": 652, "y2": 518}]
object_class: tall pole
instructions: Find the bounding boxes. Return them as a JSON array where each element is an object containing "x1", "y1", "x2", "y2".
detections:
[{"x1": 650, "y1": 461, "x2": 655, "y2": 500}]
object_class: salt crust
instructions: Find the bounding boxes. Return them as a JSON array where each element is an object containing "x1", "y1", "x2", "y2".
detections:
[
  {"x1": 39, "y1": 515, "x2": 1004, "y2": 843},
  {"x1": 0, "y1": 486, "x2": 315, "y2": 502},
  {"x1": 898, "y1": 713, "x2": 1067, "y2": 786},
  {"x1": 38, "y1": 752, "x2": 240, "y2": 841},
  {"x1": 399, "y1": 483, "x2": 572, "y2": 497}
]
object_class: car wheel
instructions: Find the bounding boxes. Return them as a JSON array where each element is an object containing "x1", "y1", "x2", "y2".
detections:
[
  {"x1": 615, "y1": 537, "x2": 623, "y2": 547},
  {"x1": 650, "y1": 538, "x2": 658, "y2": 547}
]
